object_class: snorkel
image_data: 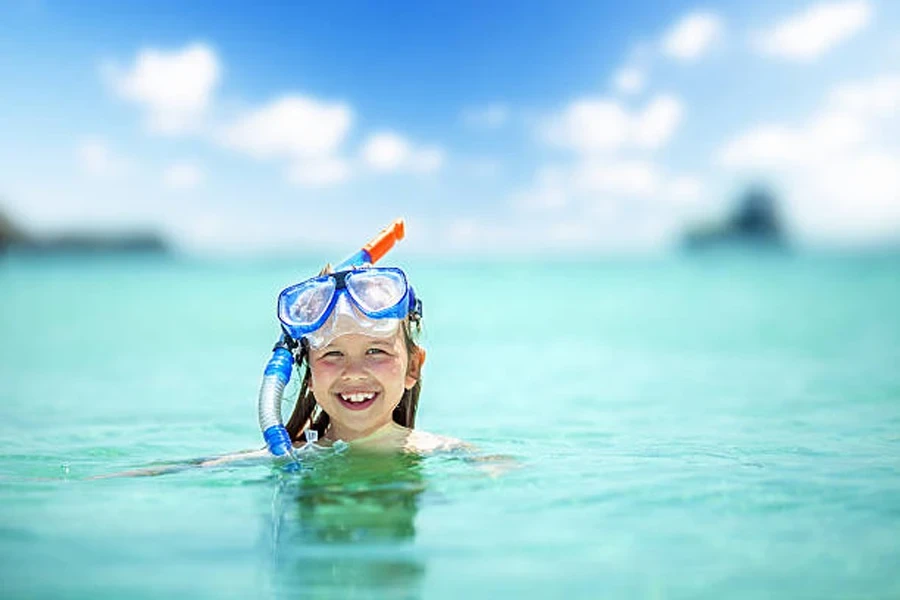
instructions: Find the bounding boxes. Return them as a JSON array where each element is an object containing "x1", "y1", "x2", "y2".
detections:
[{"x1": 257, "y1": 219, "x2": 406, "y2": 456}]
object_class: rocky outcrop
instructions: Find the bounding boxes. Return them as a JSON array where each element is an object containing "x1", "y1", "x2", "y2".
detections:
[
  {"x1": 0, "y1": 207, "x2": 28, "y2": 252},
  {"x1": 683, "y1": 185, "x2": 786, "y2": 250}
]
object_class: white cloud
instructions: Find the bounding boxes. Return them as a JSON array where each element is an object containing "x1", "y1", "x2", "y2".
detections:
[
  {"x1": 107, "y1": 43, "x2": 221, "y2": 134},
  {"x1": 717, "y1": 73, "x2": 900, "y2": 242},
  {"x1": 513, "y1": 158, "x2": 704, "y2": 218},
  {"x1": 572, "y1": 159, "x2": 661, "y2": 197},
  {"x1": 633, "y1": 94, "x2": 684, "y2": 149},
  {"x1": 512, "y1": 166, "x2": 569, "y2": 211},
  {"x1": 361, "y1": 131, "x2": 409, "y2": 171},
  {"x1": 75, "y1": 138, "x2": 130, "y2": 178},
  {"x1": 828, "y1": 75, "x2": 900, "y2": 118},
  {"x1": 718, "y1": 75, "x2": 900, "y2": 169},
  {"x1": 666, "y1": 175, "x2": 705, "y2": 206},
  {"x1": 754, "y1": 0, "x2": 872, "y2": 62},
  {"x1": 718, "y1": 113, "x2": 870, "y2": 170},
  {"x1": 800, "y1": 152, "x2": 900, "y2": 239},
  {"x1": 612, "y1": 66, "x2": 645, "y2": 95},
  {"x1": 288, "y1": 157, "x2": 351, "y2": 187},
  {"x1": 462, "y1": 104, "x2": 510, "y2": 128},
  {"x1": 718, "y1": 114, "x2": 869, "y2": 168},
  {"x1": 719, "y1": 125, "x2": 809, "y2": 168},
  {"x1": 506, "y1": 162, "x2": 708, "y2": 251},
  {"x1": 661, "y1": 12, "x2": 724, "y2": 61},
  {"x1": 220, "y1": 95, "x2": 353, "y2": 159},
  {"x1": 360, "y1": 131, "x2": 444, "y2": 173},
  {"x1": 544, "y1": 99, "x2": 630, "y2": 152},
  {"x1": 162, "y1": 162, "x2": 204, "y2": 190},
  {"x1": 105, "y1": 44, "x2": 363, "y2": 189},
  {"x1": 543, "y1": 94, "x2": 684, "y2": 153}
]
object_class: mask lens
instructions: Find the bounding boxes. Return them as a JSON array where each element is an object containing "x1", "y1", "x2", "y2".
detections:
[
  {"x1": 281, "y1": 277, "x2": 336, "y2": 326},
  {"x1": 304, "y1": 293, "x2": 401, "y2": 349},
  {"x1": 346, "y1": 269, "x2": 406, "y2": 314}
]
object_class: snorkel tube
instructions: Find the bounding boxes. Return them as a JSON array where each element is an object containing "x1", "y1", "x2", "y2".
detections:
[
  {"x1": 333, "y1": 218, "x2": 405, "y2": 271},
  {"x1": 257, "y1": 219, "x2": 406, "y2": 456}
]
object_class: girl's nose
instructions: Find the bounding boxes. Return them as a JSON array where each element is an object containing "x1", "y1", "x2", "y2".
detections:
[{"x1": 340, "y1": 354, "x2": 367, "y2": 379}]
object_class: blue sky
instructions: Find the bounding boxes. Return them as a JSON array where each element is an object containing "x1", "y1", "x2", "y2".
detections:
[{"x1": 1, "y1": 0, "x2": 899, "y2": 255}]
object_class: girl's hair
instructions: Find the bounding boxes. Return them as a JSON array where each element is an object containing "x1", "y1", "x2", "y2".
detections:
[{"x1": 284, "y1": 318, "x2": 423, "y2": 443}]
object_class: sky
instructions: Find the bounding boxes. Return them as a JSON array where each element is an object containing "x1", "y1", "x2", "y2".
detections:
[{"x1": 1, "y1": 0, "x2": 899, "y2": 256}]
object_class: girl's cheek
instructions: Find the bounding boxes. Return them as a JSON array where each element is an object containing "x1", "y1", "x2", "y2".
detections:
[
  {"x1": 311, "y1": 361, "x2": 341, "y2": 379},
  {"x1": 368, "y1": 356, "x2": 404, "y2": 376}
]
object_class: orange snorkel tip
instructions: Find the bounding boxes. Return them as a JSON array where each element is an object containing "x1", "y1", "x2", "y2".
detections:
[
  {"x1": 363, "y1": 218, "x2": 405, "y2": 264},
  {"x1": 333, "y1": 218, "x2": 406, "y2": 270}
]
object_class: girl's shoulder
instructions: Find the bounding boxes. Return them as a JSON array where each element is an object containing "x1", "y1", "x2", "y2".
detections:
[{"x1": 403, "y1": 429, "x2": 469, "y2": 453}]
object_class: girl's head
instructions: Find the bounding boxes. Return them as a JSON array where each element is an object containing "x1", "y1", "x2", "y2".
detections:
[{"x1": 282, "y1": 267, "x2": 424, "y2": 442}]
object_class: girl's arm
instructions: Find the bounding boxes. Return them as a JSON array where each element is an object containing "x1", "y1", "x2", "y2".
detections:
[{"x1": 90, "y1": 447, "x2": 271, "y2": 479}]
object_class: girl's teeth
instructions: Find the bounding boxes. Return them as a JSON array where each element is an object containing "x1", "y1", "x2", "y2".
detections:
[{"x1": 341, "y1": 393, "x2": 375, "y2": 403}]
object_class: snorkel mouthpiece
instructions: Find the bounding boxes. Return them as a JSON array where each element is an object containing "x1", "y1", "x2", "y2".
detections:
[{"x1": 257, "y1": 219, "x2": 407, "y2": 456}]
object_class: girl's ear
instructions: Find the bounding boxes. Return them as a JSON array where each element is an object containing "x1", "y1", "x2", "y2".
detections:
[{"x1": 404, "y1": 346, "x2": 426, "y2": 390}]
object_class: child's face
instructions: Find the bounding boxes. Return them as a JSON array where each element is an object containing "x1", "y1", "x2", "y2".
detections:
[{"x1": 308, "y1": 330, "x2": 418, "y2": 440}]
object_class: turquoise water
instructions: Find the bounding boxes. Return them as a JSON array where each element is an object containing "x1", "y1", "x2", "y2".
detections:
[{"x1": 1, "y1": 253, "x2": 899, "y2": 599}]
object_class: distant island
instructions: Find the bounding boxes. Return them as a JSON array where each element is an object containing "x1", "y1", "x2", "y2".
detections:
[
  {"x1": 683, "y1": 185, "x2": 787, "y2": 251},
  {"x1": 0, "y1": 206, "x2": 168, "y2": 255}
]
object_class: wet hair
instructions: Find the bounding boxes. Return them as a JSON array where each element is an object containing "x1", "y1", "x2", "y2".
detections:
[{"x1": 284, "y1": 317, "x2": 423, "y2": 443}]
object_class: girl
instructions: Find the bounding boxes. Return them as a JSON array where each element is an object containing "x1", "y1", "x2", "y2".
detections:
[
  {"x1": 277, "y1": 263, "x2": 460, "y2": 453},
  {"x1": 102, "y1": 263, "x2": 460, "y2": 477}
]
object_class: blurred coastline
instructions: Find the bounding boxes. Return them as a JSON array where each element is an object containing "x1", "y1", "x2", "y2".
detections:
[
  {"x1": 4, "y1": 188, "x2": 898, "y2": 262},
  {"x1": 0, "y1": 205, "x2": 168, "y2": 256}
]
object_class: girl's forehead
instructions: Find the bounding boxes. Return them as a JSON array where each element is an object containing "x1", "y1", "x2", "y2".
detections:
[{"x1": 316, "y1": 331, "x2": 403, "y2": 351}]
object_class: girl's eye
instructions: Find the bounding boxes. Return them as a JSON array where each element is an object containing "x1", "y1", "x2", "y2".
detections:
[
  {"x1": 320, "y1": 350, "x2": 343, "y2": 359},
  {"x1": 366, "y1": 347, "x2": 387, "y2": 355}
]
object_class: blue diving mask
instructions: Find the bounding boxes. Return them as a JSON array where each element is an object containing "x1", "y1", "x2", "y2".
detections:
[{"x1": 277, "y1": 267, "x2": 421, "y2": 349}]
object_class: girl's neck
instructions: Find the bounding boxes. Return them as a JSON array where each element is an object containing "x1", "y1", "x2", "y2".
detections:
[{"x1": 325, "y1": 420, "x2": 405, "y2": 443}]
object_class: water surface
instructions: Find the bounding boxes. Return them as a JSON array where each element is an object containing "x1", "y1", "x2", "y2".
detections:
[{"x1": 1, "y1": 252, "x2": 898, "y2": 599}]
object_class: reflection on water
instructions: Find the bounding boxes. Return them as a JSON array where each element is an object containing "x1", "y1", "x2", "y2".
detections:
[{"x1": 267, "y1": 450, "x2": 427, "y2": 599}]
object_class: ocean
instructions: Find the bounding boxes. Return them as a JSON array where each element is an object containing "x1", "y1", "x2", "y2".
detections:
[{"x1": 1, "y1": 251, "x2": 898, "y2": 599}]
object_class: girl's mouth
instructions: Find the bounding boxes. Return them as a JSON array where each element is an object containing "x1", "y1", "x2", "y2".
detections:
[{"x1": 336, "y1": 391, "x2": 378, "y2": 411}]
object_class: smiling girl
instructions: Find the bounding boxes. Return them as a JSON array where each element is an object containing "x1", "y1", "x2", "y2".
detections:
[
  {"x1": 274, "y1": 264, "x2": 460, "y2": 454},
  {"x1": 96, "y1": 261, "x2": 459, "y2": 478}
]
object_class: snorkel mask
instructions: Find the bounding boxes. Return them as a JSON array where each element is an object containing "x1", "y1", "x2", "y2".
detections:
[
  {"x1": 257, "y1": 219, "x2": 418, "y2": 456},
  {"x1": 277, "y1": 266, "x2": 421, "y2": 350}
]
